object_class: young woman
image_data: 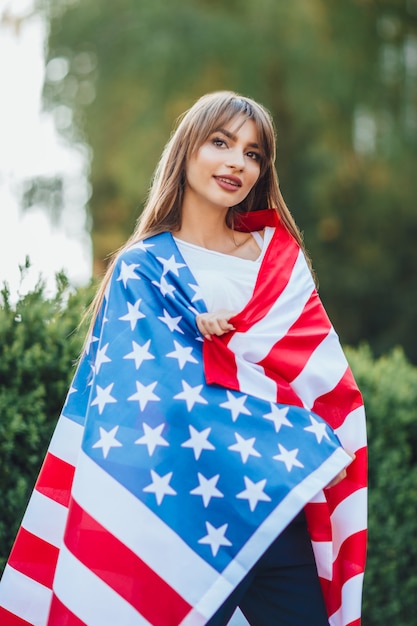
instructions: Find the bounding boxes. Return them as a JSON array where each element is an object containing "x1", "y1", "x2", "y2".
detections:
[{"x1": 0, "y1": 92, "x2": 367, "y2": 626}]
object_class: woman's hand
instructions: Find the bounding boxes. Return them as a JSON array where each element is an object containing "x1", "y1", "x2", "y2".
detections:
[
  {"x1": 196, "y1": 309, "x2": 237, "y2": 340},
  {"x1": 326, "y1": 450, "x2": 356, "y2": 489}
]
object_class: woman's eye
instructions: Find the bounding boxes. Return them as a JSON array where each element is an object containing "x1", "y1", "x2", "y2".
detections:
[
  {"x1": 247, "y1": 151, "x2": 261, "y2": 162},
  {"x1": 212, "y1": 137, "x2": 227, "y2": 148}
]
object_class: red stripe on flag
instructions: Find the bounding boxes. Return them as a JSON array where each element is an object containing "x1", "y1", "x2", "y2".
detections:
[
  {"x1": 48, "y1": 594, "x2": 86, "y2": 626},
  {"x1": 325, "y1": 447, "x2": 367, "y2": 515},
  {"x1": 64, "y1": 499, "x2": 192, "y2": 626},
  {"x1": 204, "y1": 223, "x2": 300, "y2": 388},
  {"x1": 312, "y1": 367, "x2": 364, "y2": 430},
  {"x1": 35, "y1": 452, "x2": 75, "y2": 508},
  {"x1": 233, "y1": 208, "x2": 280, "y2": 233},
  {"x1": 203, "y1": 338, "x2": 240, "y2": 389},
  {"x1": 258, "y1": 292, "x2": 331, "y2": 382},
  {"x1": 304, "y1": 502, "x2": 332, "y2": 542},
  {"x1": 8, "y1": 527, "x2": 59, "y2": 589},
  {"x1": 275, "y1": 382, "x2": 304, "y2": 407},
  {"x1": 0, "y1": 606, "x2": 33, "y2": 626},
  {"x1": 324, "y1": 529, "x2": 368, "y2": 618},
  {"x1": 236, "y1": 223, "x2": 300, "y2": 332}
]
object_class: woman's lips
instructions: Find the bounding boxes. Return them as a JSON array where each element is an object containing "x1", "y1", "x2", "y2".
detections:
[{"x1": 214, "y1": 175, "x2": 243, "y2": 192}]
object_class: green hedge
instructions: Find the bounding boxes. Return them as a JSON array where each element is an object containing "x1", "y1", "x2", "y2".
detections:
[
  {"x1": 0, "y1": 269, "x2": 93, "y2": 572},
  {"x1": 346, "y1": 345, "x2": 417, "y2": 625},
  {"x1": 0, "y1": 275, "x2": 416, "y2": 624}
]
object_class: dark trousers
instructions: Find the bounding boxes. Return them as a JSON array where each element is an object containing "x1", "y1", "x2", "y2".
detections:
[{"x1": 206, "y1": 512, "x2": 329, "y2": 626}]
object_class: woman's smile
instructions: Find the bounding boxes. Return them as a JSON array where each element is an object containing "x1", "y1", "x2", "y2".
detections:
[{"x1": 213, "y1": 174, "x2": 243, "y2": 191}]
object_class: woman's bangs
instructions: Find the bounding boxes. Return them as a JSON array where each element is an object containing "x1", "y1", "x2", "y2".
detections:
[{"x1": 182, "y1": 94, "x2": 275, "y2": 174}]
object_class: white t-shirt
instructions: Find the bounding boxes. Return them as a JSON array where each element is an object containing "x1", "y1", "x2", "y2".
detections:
[{"x1": 174, "y1": 227, "x2": 275, "y2": 312}]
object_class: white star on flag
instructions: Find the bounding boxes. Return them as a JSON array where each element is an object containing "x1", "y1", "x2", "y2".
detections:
[
  {"x1": 190, "y1": 473, "x2": 224, "y2": 507},
  {"x1": 228, "y1": 433, "x2": 261, "y2": 463},
  {"x1": 158, "y1": 309, "x2": 184, "y2": 334},
  {"x1": 181, "y1": 425, "x2": 215, "y2": 460},
  {"x1": 198, "y1": 522, "x2": 232, "y2": 557},
  {"x1": 174, "y1": 381, "x2": 208, "y2": 411},
  {"x1": 236, "y1": 477, "x2": 271, "y2": 512},
  {"x1": 123, "y1": 340, "x2": 155, "y2": 370},
  {"x1": 128, "y1": 381, "x2": 160, "y2": 411},
  {"x1": 157, "y1": 254, "x2": 186, "y2": 277},
  {"x1": 134, "y1": 423, "x2": 169, "y2": 456},
  {"x1": 119, "y1": 299, "x2": 146, "y2": 330},
  {"x1": 131, "y1": 241, "x2": 154, "y2": 252},
  {"x1": 304, "y1": 415, "x2": 330, "y2": 443},
  {"x1": 92, "y1": 425, "x2": 123, "y2": 459},
  {"x1": 117, "y1": 260, "x2": 140, "y2": 287},
  {"x1": 263, "y1": 404, "x2": 292, "y2": 432},
  {"x1": 91, "y1": 383, "x2": 118, "y2": 414},
  {"x1": 189, "y1": 283, "x2": 204, "y2": 302},
  {"x1": 64, "y1": 384, "x2": 77, "y2": 404},
  {"x1": 220, "y1": 391, "x2": 251, "y2": 422},
  {"x1": 84, "y1": 332, "x2": 99, "y2": 355},
  {"x1": 273, "y1": 444, "x2": 304, "y2": 471},
  {"x1": 152, "y1": 276, "x2": 176, "y2": 298},
  {"x1": 166, "y1": 340, "x2": 198, "y2": 370},
  {"x1": 143, "y1": 470, "x2": 177, "y2": 505},
  {"x1": 94, "y1": 343, "x2": 111, "y2": 374}
]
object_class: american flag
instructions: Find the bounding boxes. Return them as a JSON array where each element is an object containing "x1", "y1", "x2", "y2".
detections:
[{"x1": 0, "y1": 211, "x2": 366, "y2": 625}]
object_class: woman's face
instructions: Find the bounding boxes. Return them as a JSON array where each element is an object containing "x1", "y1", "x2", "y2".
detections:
[{"x1": 183, "y1": 116, "x2": 262, "y2": 214}]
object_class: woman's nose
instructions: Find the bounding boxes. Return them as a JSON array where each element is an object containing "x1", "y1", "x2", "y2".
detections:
[{"x1": 226, "y1": 149, "x2": 245, "y2": 170}]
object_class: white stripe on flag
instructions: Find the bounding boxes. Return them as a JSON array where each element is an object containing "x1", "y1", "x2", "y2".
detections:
[
  {"x1": 71, "y1": 451, "x2": 220, "y2": 606},
  {"x1": 53, "y1": 545, "x2": 151, "y2": 626},
  {"x1": 0, "y1": 564, "x2": 52, "y2": 625},
  {"x1": 226, "y1": 251, "x2": 316, "y2": 402},
  {"x1": 329, "y1": 573, "x2": 364, "y2": 626},
  {"x1": 308, "y1": 489, "x2": 326, "y2": 503},
  {"x1": 179, "y1": 609, "x2": 213, "y2": 626},
  {"x1": 230, "y1": 250, "x2": 314, "y2": 363},
  {"x1": 311, "y1": 540, "x2": 333, "y2": 581},
  {"x1": 48, "y1": 415, "x2": 84, "y2": 466},
  {"x1": 291, "y1": 330, "x2": 348, "y2": 409},
  {"x1": 334, "y1": 406, "x2": 367, "y2": 452},
  {"x1": 21, "y1": 489, "x2": 67, "y2": 548},
  {"x1": 233, "y1": 358, "x2": 277, "y2": 402},
  {"x1": 331, "y1": 489, "x2": 367, "y2": 559}
]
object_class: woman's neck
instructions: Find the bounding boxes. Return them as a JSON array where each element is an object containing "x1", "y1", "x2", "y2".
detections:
[{"x1": 174, "y1": 206, "x2": 261, "y2": 259}]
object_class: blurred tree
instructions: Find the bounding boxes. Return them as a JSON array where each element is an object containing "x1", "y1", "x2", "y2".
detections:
[
  {"x1": 38, "y1": 0, "x2": 417, "y2": 361},
  {"x1": 303, "y1": 0, "x2": 417, "y2": 361},
  {"x1": 20, "y1": 175, "x2": 64, "y2": 224}
]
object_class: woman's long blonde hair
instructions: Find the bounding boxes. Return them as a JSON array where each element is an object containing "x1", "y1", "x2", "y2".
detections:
[{"x1": 86, "y1": 91, "x2": 307, "y2": 328}]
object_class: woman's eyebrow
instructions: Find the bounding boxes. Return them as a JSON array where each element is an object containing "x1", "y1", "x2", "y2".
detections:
[{"x1": 213, "y1": 127, "x2": 260, "y2": 149}]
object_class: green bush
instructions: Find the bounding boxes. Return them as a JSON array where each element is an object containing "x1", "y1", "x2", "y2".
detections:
[
  {"x1": 0, "y1": 267, "x2": 94, "y2": 572},
  {"x1": 0, "y1": 274, "x2": 416, "y2": 624},
  {"x1": 346, "y1": 345, "x2": 417, "y2": 626}
]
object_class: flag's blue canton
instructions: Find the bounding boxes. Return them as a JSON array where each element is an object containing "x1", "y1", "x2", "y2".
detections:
[{"x1": 64, "y1": 234, "x2": 342, "y2": 573}]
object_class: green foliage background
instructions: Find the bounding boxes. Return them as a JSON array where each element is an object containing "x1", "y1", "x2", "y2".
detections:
[
  {"x1": 35, "y1": 0, "x2": 417, "y2": 362},
  {"x1": 1, "y1": 281, "x2": 417, "y2": 624}
]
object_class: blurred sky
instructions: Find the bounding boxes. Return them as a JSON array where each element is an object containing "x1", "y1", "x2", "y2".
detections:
[{"x1": 0, "y1": 0, "x2": 92, "y2": 298}]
